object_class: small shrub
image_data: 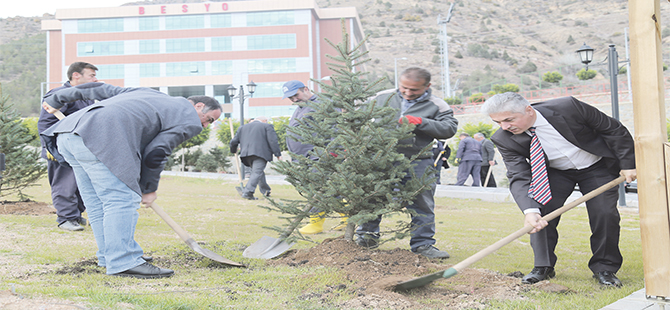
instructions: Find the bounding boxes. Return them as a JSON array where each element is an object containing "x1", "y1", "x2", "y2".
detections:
[
  {"x1": 517, "y1": 61, "x2": 537, "y2": 73},
  {"x1": 469, "y1": 93, "x2": 486, "y2": 103},
  {"x1": 543, "y1": 71, "x2": 564, "y2": 84},
  {"x1": 576, "y1": 68, "x2": 597, "y2": 80},
  {"x1": 491, "y1": 83, "x2": 520, "y2": 94},
  {"x1": 445, "y1": 97, "x2": 462, "y2": 106}
]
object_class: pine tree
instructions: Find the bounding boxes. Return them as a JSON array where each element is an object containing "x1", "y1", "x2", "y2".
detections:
[
  {"x1": 268, "y1": 21, "x2": 434, "y2": 243},
  {"x1": 0, "y1": 84, "x2": 47, "y2": 198}
]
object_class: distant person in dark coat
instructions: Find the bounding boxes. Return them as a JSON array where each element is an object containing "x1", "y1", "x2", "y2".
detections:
[
  {"x1": 431, "y1": 140, "x2": 450, "y2": 184},
  {"x1": 38, "y1": 62, "x2": 98, "y2": 231},
  {"x1": 230, "y1": 116, "x2": 282, "y2": 200},
  {"x1": 41, "y1": 83, "x2": 222, "y2": 279},
  {"x1": 454, "y1": 132, "x2": 482, "y2": 186},
  {"x1": 474, "y1": 132, "x2": 497, "y2": 187}
]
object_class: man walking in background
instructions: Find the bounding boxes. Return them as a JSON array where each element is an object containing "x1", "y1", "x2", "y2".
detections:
[
  {"x1": 230, "y1": 116, "x2": 282, "y2": 200},
  {"x1": 474, "y1": 132, "x2": 497, "y2": 187},
  {"x1": 38, "y1": 62, "x2": 98, "y2": 231},
  {"x1": 454, "y1": 132, "x2": 482, "y2": 186}
]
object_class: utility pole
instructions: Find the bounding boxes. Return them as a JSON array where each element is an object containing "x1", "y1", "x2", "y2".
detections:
[{"x1": 438, "y1": 2, "x2": 455, "y2": 98}]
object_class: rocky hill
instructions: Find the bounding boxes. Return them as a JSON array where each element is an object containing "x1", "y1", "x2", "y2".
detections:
[{"x1": 2, "y1": 0, "x2": 670, "y2": 116}]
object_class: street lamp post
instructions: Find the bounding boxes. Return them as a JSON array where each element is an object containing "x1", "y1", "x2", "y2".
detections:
[
  {"x1": 576, "y1": 43, "x2": 628, "y2": 207},
  {"x1": 394, "y1": 57, "x2": 407, "y2": 89},
  {"x1": 227, "y1": 81, "x2": 257, "y2": 178}
]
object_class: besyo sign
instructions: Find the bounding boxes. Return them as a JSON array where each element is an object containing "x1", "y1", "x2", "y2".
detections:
[{"x1": 138, "y1": 3, "x2": 230, "y2": 15}]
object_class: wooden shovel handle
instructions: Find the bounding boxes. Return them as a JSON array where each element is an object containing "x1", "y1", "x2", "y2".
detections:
[
  {"x1": 451, "y1": 175, "x2": 626, "y2": 273},
  {"x1": 54, "y1": 110, "x2": 65, "y2": 120},
  {"x1": 149, "y1": 202, "x2": 192, "y2": 243}
]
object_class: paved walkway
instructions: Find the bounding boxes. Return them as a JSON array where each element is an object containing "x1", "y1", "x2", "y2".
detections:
[{"x1": 161, "y1": 170, "x2": 639, "y2": 207}]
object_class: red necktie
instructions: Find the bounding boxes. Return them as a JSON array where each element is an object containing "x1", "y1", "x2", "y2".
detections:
[{"x1": 528, "y1": 127, "x2": 552, "y2": 205}]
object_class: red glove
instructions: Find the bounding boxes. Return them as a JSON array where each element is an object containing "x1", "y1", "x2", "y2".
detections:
[
  {"x1": 329, "y1": 152, "x2": 338, "y2": 157},
  {"x1": 399, "y1": 115, "x2": 422, "y2": 125}
]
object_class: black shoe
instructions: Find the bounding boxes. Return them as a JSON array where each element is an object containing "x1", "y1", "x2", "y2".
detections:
[
  {"x1": 241, "y1": 193, "x2": 258, "y2": 200},
  {"x1": 263, "y1": 191, "x2": 271, "y2": 197},
  {"x1": 593, "y1": 271, "x2": 622, "y2": 287},
  {"x1": 77, "y1": 217, "x2": 88, "y2": 226},
  {"x1": 58, "y1": 220, "x2": 84, "y2": 231},
  {"x1": 522, "y1": 267, "x2": 555, "y2": 284},
  {"x1": 412, "y1": 245, "x2": 450, "y2": 259},
  {"x1": 142, "y1": 256, "x2": 153, "y2": 262},
  {"x1": 355, "y1": 234, "x2": 379, "y2": 249},
  {"x1": 112, "y1": 262, "x2": 174, "y2": 279}
]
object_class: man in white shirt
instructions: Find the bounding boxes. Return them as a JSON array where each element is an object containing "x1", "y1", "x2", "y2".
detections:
[{"x1": 481, "y1": 92, "x2": 636, "y2": 287}]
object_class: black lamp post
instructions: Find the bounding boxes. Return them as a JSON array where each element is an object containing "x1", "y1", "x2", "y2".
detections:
[
  {"x1": 227, "y1": 81, "x2": 257, "y2": 127},
  {"x1": 227, "y1": 81, "x2": 256, "y2": 179},
  {"x1": 576, "y1": 43, "x2": 594, "y2": 70},
  {"x1": 576, "y1": 43, "x2": 627, "y2": 206}
]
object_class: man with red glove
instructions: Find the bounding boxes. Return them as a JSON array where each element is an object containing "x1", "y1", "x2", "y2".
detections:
[{"x1": 356, "y1": 67, "x2": 459, "y2": 258}]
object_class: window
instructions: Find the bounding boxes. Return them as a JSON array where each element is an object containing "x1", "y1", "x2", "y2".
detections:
[
  {"x1": 166, "y1": 15, "x2": 204, "y2": 30},
  {"x1": 139, "y1": 17, "x2": 160, "y2": 31},
  {"x1": 96, "y1": 64, "x2": 125, "y2": 79},
  {"x1": 212, "y1": 61, "x2": 233, "y2": 75},
  {"x1": 247, "y1": 11, "x2": 294, "y2": 26},
  {"x1": 210, "y1": 14, "x2": 232, "y2": 28},
  {"x1": 252, "y1": 82, "x2": 283, "y2": 98},
  {"x1": 247, "y1": 34, "x2": 296, "y2": 50},
  {"x1": 248, "y1": 58, "x2": 296, "y2": 74},
  {"x1": 166, "y1": 38, "x2": 205, "y2": 53},
  {"x1": 77, "y1": 41, "x2": 125, "y2": 56},
  {"x1": 140, "y1": 63, "x2": 160, "y2": 77},
  {"x1": 168, "y1": 86, "x2": 205, "y2": 98},
  {"x1": 211, "y1": 37, "x2": 232, "y2": 51},
  {"x1": 166, "y1": 62, "x2": 205, "y2": 76},
  {"x1": 78, "y1": 18, "x2": 124, "y2": 33},
  {"x1": 214, "y1": 85, "x2": 233, "y2": 104},
  {"x1": 139, "y1": 40, "x2": 160, "y2": 54}
]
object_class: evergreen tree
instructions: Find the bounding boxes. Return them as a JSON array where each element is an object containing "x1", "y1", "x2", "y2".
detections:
[
  {"x1": 268, "y1": 21, "x2": 434, "y2": 242},
  {"x1": 0, "y1": 84, "x2": 47, "y2": 198}
]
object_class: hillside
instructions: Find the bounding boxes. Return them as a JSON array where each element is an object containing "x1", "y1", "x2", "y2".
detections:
[{"x1": 2, "y1": 0, "x2": 670, "y2": 116}]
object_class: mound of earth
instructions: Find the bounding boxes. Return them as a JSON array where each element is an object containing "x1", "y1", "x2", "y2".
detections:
[
  {"x1": 270, "y1": 237, "x2": 531, "y2": 309},
  {"x1": 0, "y1": 200, "x2": 54, "y2": 215}
]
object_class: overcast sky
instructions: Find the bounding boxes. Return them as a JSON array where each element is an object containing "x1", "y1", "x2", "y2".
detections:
[{"x1": 2, "y1": 1, "x2": 131, "y2": 18}]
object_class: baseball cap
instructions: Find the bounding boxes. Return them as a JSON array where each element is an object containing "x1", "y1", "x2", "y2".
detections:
[{"x1": 282, "y1": 80, "x2": 305, "y2": 99}]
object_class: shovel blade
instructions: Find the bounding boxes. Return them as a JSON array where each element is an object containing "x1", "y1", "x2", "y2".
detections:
[
  {"x1": 394, "y1": 270, "x2": 447, "y2": 291},
  {"x1": 186, "y1": 239, "x2": 245, "y2": 267},
  {"x1": 243, "y1": 236, "x2": 295, "y2": 259}
]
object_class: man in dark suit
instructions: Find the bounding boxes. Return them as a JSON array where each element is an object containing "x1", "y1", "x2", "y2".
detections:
[
  {"x1": 481, "y1": 92, "x2": 636, "y2": 287},
  {"x1": 454, "y1": 132, "x2": 482, "y2": 186},
  {"x1": 474, "y1": 133, "x2": 497, "y2": 187},
  {"x1": 230, "y1": 116, "x2": 282, "y2": 200}
]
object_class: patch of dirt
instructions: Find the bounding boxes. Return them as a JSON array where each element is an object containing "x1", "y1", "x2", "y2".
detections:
[
  {"x1": 270, "y1": 237, "x2": 532, "y2": 309},
  {"x1": 0, "y1": 200, "x2": 55, "y2": 215}
]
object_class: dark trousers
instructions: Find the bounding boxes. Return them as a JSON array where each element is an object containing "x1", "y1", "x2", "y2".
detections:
[
  {"x1": 479, "y1": 165, "x2": 497, "y2": 187},
  {"x1": 47, "y1": 159, "x2": 86, "y2": 224},
  {"x1": 242, "y1": 155, "x2": 271, "y2": 196},
  {"x1": 357, "y1": 158, "x2": 437, "y2": 251},
  {"x1": 455, "y1": 160, "x2": 481, "y2": 186},
  {"x1": 530, "y1": 161, "x2": 622, "y2": 273}
]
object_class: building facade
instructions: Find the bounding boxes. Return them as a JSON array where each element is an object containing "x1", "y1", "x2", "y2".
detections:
[{"x1": 41, "y1": 0, "x2": 364, "y2": 119}]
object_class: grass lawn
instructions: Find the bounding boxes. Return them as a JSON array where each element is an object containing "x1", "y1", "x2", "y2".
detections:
[{"x1": 1, "y1": 175, "x2": 644, "y2": 309}]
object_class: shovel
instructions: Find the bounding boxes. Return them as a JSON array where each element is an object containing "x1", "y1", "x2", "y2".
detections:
[
  {"x1": 243, "y1": 206, "x2": 312, "y2": 259},
  {"x1": 394, "y1": 175, "x2": 626, "y2": 291},
  {"x1": 150, "y1": 202, "x2": 245, "y2": 267}
]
